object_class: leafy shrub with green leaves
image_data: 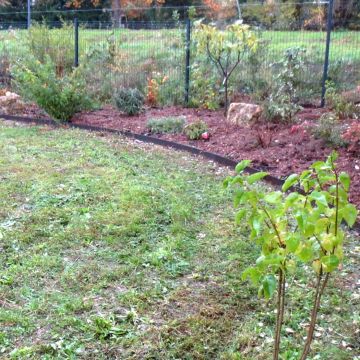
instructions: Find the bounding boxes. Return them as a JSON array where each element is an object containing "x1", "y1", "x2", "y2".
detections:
[
  {"x1": 325, "y1": 81, "x2": 358, "y2": 119},
  {"x1": 312, "y1": 112, "x2": 347, "y2": 148},
  {"x1": 147, "y1": 116, "x2": 185, "y2": 134},
  {"x1": 265, "y1": 47, "x2": 305, "y2": 123},
  {"x1": 184, "y1": 120, "x2": 208, "y2": 140},
  {"x1": 113, "y1": 87, "x2": 144, "y2": 116},
  {"x1": 12, "y1": 56, "x2": 92, "y2": 122},
  {"x1": 189, "y1": 62, "x2": 221, "y2": 110},
  {"x1": 225, "y1": 152, "x2": 358, "y2": 360}
]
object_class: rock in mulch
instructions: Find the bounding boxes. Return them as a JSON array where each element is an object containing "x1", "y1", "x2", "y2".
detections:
[
  {"x1": 0, "y1": 91, "x2": 25, "y2": 115},
  {"x1": 226, "y1": 102, "x2": 262, "y2": 126}
]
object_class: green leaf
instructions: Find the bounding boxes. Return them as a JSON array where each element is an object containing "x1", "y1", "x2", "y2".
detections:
[
  {"x1": 341, "y1": 203, "x2": 358, "y2": 227},
  {"x1": 311, "y1": 161, "x2": 329, "y2": 171},
  {"x1": 235, "y1": 209, "x2": 247, "y2": 224},
  {"x1": 234, "y1": 190, "x2": 245, "y2": 207},
  {"x1": 321, "y1": 254, "x2": 339, "y2": 272},
  {"x1": 282, "y1": 174, "x2": 299, "y2": 192},
  {"x1": 264, "y1": 191, "x2": 283, "y2": 204},
  {"x1": 235, "y1": 160, "x2": 251, "y2": 173},
  {"x1": 339, "y1": 172, "x2": 350, "y2": 192},
  {"x1": 321, "y1": 234, "x2": 336, "y2": 252},
  {"x1": 297, "y1": 245, "x2": 313, "y2": 262},
  {"x1": 285, "y1": 192, "x2": 301, "y2": 209},
  {"x1": 247, "y1": 172, "x2": 268, "y2": 185},
  {"x1": 314, "y1": 218, "x2": 330, "y2": 234},
  {"x1": 223, "y1": 176, "x2": 231, "y2": 188},
  {"x1": 285, "y1": 235, "x2": 300, "y2": 253},
  {"x1": 251, "y1": 215, "x2": 261, "y2": 236},
  {"x1": 260, "y1": 275, "x2": 277, "y2": 299},
  {"x1": 242, "y1": 267, "x2": 261, "y2": 284},
  {"x1": 310, "y1": 191, "x2": 328, "y2": 207}
]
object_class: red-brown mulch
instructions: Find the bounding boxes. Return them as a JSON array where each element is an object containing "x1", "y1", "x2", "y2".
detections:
[{"x1": 71, "y1": 105, "x2": 360, "y2": 209}]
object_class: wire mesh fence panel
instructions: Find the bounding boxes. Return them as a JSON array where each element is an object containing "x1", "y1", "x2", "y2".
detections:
[
  {"x1": 77, "y1": 21, "x2": 186, "y2": 106},
  {"x1": 0, "y1": 3, "x2": 359, "y2": 108},
  {"x1": 329, "y1": 30, "x2": 360, "y2": 92}
]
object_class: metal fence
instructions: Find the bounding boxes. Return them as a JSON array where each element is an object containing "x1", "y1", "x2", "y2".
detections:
[{"x1": 0, "y1": 3, "x2": 359, "y2": 108}]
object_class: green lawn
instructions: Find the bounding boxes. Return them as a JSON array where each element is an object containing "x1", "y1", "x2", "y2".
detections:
[{"x1": 0, "y1": 121, "x2": 358, "y2": 359}]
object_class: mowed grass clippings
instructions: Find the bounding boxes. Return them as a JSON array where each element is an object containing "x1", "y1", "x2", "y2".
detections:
[{"x1": 0, "y1": 121, "x2": 358, "y2": 360}]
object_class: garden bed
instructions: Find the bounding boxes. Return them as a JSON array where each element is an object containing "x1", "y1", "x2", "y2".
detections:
[{"x1": 70, "y1": 105, "x2": 360, "y2": 210}]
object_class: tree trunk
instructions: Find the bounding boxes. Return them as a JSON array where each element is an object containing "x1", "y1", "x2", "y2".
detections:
[{"x1": 224, "y1": 76, "x2": 228, "y2": 115}]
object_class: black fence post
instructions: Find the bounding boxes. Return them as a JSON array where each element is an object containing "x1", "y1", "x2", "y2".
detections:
[
  {"x1": 185, "y1": 18, "x2": 191, "y2": 105},
  {"x1": 321, "y1": 0, "x2": 334, "y2": 107},
  {"x1": 74, "y1": 17, "x2": 79, "y2": 68},
  {"x1": 27, "y1": 0, "x2": 31, "y2": 29}
]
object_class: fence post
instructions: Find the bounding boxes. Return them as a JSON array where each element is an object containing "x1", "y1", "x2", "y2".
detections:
[
  {"x1": 27, "y1": 0, "x2": 31, "y2": 29},
  {"x1": 321, "y1": 0, "x2": 334, "y2": 107},
  {"x1": 74, "y1": 17, "x2": 79, "y2": 68},
  {"x1": 185, "y1": 18, "x2": 191, "y2": 105}
]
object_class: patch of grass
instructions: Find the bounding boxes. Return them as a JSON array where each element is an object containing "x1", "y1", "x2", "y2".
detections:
[
  {"x1": 147, "y1": 116, "x2": 186, "y2": 134},
  {"x1": 0, "y1": 121, "x2": 358, "y2": 359}
]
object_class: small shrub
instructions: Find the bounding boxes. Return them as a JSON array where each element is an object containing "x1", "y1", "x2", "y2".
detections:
[
  {"x1": 325, "y1": 81, "x2": 357, "y2": 119},
  {"x1": 189, "y1": 62, "x2": 221, "y2": 110},
  {"x1": 312, "y1": 112, "x2": 347, "y2": 148},
  {"x1": 147, "y1": 116, "x2": 185, "y2": 134},
  {"x1": 184, "y1": 120, "x2": 208, "y2": 140},
  {"x1": 12, "y1": 56, "x2": 93, "y2": 122},
  {"x1": 114, "y1": 87, "x2": 144, "y2": 116},
  {"x1": 342, "y1": 121, "x2": 360, "y2": 153},
  {"x1": 225, "y1": 153, "x2": 358, "y2": 360},
  {"x1": 265, "y1": 47, "x2": 305, "y2": 123}
]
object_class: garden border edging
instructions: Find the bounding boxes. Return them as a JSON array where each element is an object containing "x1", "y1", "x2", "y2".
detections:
[{"x1": 1, "y1": 113, "x2": 359, "y2": 232}]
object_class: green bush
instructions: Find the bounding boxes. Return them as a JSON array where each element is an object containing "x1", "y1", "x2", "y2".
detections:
[
  {"x1": 113, "y1": 87, "x2": 144, "y2": 116},
  {"x1": 325, "y1": 81, "x2": 357, "y2": 119},
  {"x1": 147, "y1": 116, "x2": 185, "y2": 134},
  {"x1": 184, "y1": 120, "x2": 208, "y2": 140},
  {"x1": 312, "y1": 112, "x2": 347, "y2": 148},
  {"x1": 12, "y1": 56, "x2": 93, "y2": 122},
  {"x1": 264, "y1": 47, "x2": 305, "y2": 123},
  {"x1": 189, "y1": 62, "x2": 221, "y2": 110}
]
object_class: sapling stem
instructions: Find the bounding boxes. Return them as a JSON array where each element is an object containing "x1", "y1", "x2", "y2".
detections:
[
  {"x1": 274, "y1": 269, "x2": 286, "y2": 360},
  {"x1": 300, "y1": 164, "x2": 339, "y2": 360},
  {"x1": 300, "y1": 272, "x2": 330, "y2": 360}
]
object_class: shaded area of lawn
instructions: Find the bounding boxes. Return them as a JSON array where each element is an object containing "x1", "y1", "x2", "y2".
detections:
[{"x1": 0, "y1": 122, "x2": 358, "y2": 359}]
